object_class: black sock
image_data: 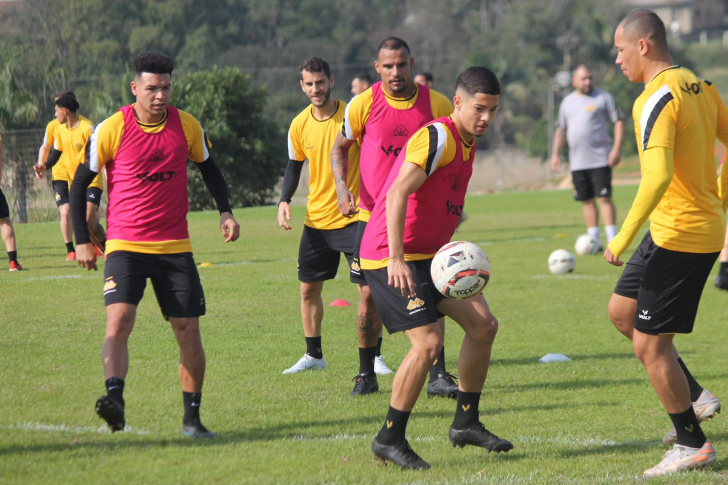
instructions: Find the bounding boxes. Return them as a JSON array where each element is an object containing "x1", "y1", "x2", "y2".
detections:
[
  {"x1": 677, "y1": 357, "x2": 704, "y2": 402},
  {"x1": 305, "y1": 336, "x2": 322, "y2": 359},
  {"x1": 452, "y1": 391, "x2": 481, "y2": 429},
  {"x1": 359, "y1": 346, "x2": 376, "y2": 374},
  {"x1": 65, "y1": 242, "x2": 75, "y2": 253},
  {"x1": 105, "y1": 377, "x2": 125, "y2": 406},
  {"x1": 7, "y1": 250, "x2": 17, "y2": 263},
  {"x1": 375, "y1": 337, "x2": 383, "y2": 357},
  {"x1": 429, "y1": 347, "x2": 447, "y2": 380},
  {"x1": 376, "y1": 406, "x2": 410, "y2": 445},
  {"x1": 183, "y1": 392, "x2": 202, "y2": 425},
  {"x1": 669, "y1": 406, "x2": 706, "y2": 448},
  {"x1": 720, "y1": 262, "x2": 728, "y2": 276}
]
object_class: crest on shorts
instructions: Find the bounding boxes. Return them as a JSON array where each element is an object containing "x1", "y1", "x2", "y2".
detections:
[
  {"x1": 103, "y1": 277, "x2": 117, "y2": 295},
  {"x1": 406, "y1": 298, "x2": 424, "y2": 311}
]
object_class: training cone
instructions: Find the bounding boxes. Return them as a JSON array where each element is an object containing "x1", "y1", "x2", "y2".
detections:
[
  {"x1": 329, "y1": 299, "x2": 351, "y2": 307},
  {"x1": 199, "y1": 262, "x2": 213, "y2": 268}
]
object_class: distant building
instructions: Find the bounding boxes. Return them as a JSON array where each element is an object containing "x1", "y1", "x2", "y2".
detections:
[{"x1": 626, "y1": 0, "x2": 725, "y2": 35}]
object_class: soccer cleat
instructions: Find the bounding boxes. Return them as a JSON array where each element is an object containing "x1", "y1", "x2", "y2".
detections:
[
  {"x1": 183, "y1": 419, "x2": 217, "y2": 439},
  {"x1": 66, "y1": 251, "x2": 76, "y2": 262},
  {"x1": 95, "y1": 395, "x2": 125, "y2": 433},
  {"x1": 350, "y1": 372, "x2": 379, "y2": 396},
  {"x1": 427, "y1": 372, "x2": 459, "y2": 398},
  {"x1": 644, "y1": 440, "x2": 716, "y2": 477},
  {"x1": 281, "y1": 353, "x2": 326, "y2": 374},
  {"x1": 372, "y1": 438, "x2": 431, "y2": 470},
  {"x1": 715, "y1": 273, "x2": 728, "y2": 291},
  {"x1": 9, "y1": 261, "x2": 23, "y2": 271},
  {"x1": 449, "y1": 422, "x2": 514, "y2": 452},
  {"x1": 374, "y1": 355, "x2": 394, "y2": 375},
  {"x1": 662, "y1": 389, "x2": 721, "y2": 444}
]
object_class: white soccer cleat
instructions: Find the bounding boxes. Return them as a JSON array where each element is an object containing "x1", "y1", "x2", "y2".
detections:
[
  {"x1": 644, "y1": 440, "x2": 716, "y2": 477},
  {"x1": 662, "y1": 390, "x2": 721, "y2": 444},
  {"x1": 374, "y1": 355, "x2": 394, "y2": 375},
  {"x1": 282, "y1": 354, "x2": 326, "y2": 374}
]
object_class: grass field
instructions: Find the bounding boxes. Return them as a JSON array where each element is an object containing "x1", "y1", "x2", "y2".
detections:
[{"x1": 2, "y1": 184, "x2": 727, "y2": 484}]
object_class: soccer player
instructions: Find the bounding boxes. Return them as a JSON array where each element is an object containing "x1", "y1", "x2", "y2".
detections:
[
  {"x1": 360, "y1": 66, "x2": 512, "y2": 469},
  {"x1": 606, "y1": 9, "x2": 727, "y2": 476},
  {"x1": 332, "y1": 37, "x2": 459, "y2": 398},
  {"x1": 351, "y1": 72, "x2": 372, "y2": 97},
  {"x1": 551, "y1": 65, "x2": 624, "y2": 248},
  {"x1": 37, "y1": 92, "x2": 93, "y2": 261},
  {"x1": 34, "y1": 93, "x2": 107, "y2": 253},
  {"x1": 413, "y1": 72, "x2": 433, "y2": 88},
  {"x1": 71, "y1": 51, "x2": 240, "y2": 438},
  {"x1": 0, "y1": 134, "x2": 23, "y2": 271},
  {"x1": 278, "y1": 57, "x2": 393, "y2": 381}
]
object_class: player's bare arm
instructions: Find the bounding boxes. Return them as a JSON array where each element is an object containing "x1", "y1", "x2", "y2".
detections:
[
  {"x1": 385, "y1": 162, "x2": 428, "y2": 297},
  {"x1": 550, "y1": 127, "x2": 566, "y2": 173},
  {"x1": 330, "y1": 132, "x2": 358, "y2": 217}
]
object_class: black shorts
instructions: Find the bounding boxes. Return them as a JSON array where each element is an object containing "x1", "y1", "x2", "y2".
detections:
[
  {"x1": 52, "y1": 181, "x2": 69, "y2": 207},
  {"x1": 298, "y1": 223, "x2": 357, "y2": 283},
  {"x1": 572, "y1": 166, "x2": 612, "y2": 201},
  {"x1": 103, "y1": 251, "x2": 206, "y2": 320},
  {"x1": 613, "y1": 232, "x2": 719, "y2": 335},
  {"x1": 0, "y1": 189, "x2": 9, "y2": 220},
  {"x1": 86, "y1": 187, "x2": 103, "y2": 208},
  {"x1": 349, "y1": 220, "x2": 368, "y2": 285},
  {"x1": 364, "y1": 259, "x2": 446, "y2": 334}
]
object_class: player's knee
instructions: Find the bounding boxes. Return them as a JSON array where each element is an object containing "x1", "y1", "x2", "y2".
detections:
[
  {"x1": 470, "y1": 314, "x2": 498, "y2": 345},
  {"x1": 300, "y1": 282, "x2": 322, "y2": 301}
]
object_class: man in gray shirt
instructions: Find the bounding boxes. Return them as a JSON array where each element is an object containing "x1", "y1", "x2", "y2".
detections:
[{"x1": 551, "y1": 65, "x2": 625, "y2": 248}]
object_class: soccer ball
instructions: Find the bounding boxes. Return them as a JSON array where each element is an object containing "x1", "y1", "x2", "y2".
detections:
[
  {"x1": 548, "y1": 249, "x2": 576, "y2": 274},
  {"x1": 574, "y1": 234, "x2": 602, "y2": 255},
  {"x1": 431, "y1": 241, "x2": 490, "y2": 300}
]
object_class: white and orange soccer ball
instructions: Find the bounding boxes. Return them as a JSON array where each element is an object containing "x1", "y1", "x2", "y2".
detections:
[
  {"x1": 548, "y1": 249, "x2": 576, "y2": 274},
  {"x1": 431, "y1": 241, "x2": 490, "y2": 300}
]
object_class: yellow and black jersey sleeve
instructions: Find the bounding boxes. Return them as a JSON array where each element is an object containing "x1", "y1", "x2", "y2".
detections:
[
  {"x1": 287, "y1": 107, "x2": 309, "y2": 162},
  {"x1": 430, "y1": 89, "x2": 454, "y2": 118},
  {"x1": 634, "y1": 84, "x2": 677, "y2": 152},
  {"x1": 342, "y1": 89, "x2": 374, "y2": 141},
  {"x1": 179, "y1": 110, "x2": 212, "y2": 163},
  {"x1": 87, "y1": 111, "x2": 124, "y2": 173},
  {"x1": 44, "y1": 119, "x2": 58, "y2": 149},
  {"x1": 402, "y1": 119, "x2": 472, "y2": 175}
]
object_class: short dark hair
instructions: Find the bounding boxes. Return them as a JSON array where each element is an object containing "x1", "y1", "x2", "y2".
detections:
[
  {"x1": 353, "y1": 72, "x2": 373, "y2": 84},
  {"x1": 54, "y1": 90, "x2": 76, "y2": 100},
  {"x1": 417, "y1": 72, "x2": 434, "y2": 83},
  {"x1": 377, "y1": 37, "x2": 410, "y2": 55},
  {"x1": 299, "y1": 57, "x2": 331, "y2": 79},
  {"x1": 55, "y1": 93, "x2": 80, "y2": 113},
  {"x1": 132, "y1": 51, "x2": 174, "y2": 77},
  {"x1": 620, "y1": 9, "x2": 668, "y2": 51},
  {"x1": 456, "y1": 66, "x2": 500, "y2": 97}
]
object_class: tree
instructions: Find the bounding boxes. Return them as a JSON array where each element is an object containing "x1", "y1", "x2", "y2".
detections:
[{"x1": 174, "y1": 67, "x2": 284, "y2": 208}]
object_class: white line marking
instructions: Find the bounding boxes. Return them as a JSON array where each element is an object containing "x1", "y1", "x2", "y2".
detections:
[
  {"x1": 2, "y1": 422, "x2": 151, "y2": 435},
  {"x1": 531, "y1": 274, "x2": 614, "y2": 280},
  {"x1": 14, "y1": 275, "x2": 85, "y2": 283},
  {"x1": 476, "y1": 237, "x2": 545, "y2": 246}
]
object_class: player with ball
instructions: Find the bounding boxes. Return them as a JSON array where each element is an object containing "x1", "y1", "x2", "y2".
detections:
[{"x1": 359, "y1": 66, "x2": 512, "y2": 469}]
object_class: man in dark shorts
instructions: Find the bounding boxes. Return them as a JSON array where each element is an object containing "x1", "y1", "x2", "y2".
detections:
[
  {"x1": 0, "y1": 134, "x2": 23, "y2": 271},
  {"x1": 607, "y1": 9, "x2": 728, "y2": 476},
  {"x1": 551, "y1": 65, "x2": 624, "y2": 249},
  {"x1": 71, "y1": 51, "x2": 240, "y2": 438},
  {"x1": 360, "y1": 67, "x2": 512, "y2": 469}
]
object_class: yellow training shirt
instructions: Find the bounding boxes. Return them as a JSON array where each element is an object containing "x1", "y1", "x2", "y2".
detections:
[
  {"x1": 609, "y1": 66, "x2": 728, "y2": 256},
  {"x1": 55, "y1": 118, "x2": 104, "y2": 190},
  {"x1": 288, "y1": 100, "x2": 359, "y2": 230}
]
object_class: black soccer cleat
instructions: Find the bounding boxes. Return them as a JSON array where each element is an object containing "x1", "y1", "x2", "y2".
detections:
[
  {"x1": 449, "y1": 422, "x2": 513, "y2": 453},
  {"x1": 427, "y1": 372, "x2": 459, "y2": 399},
  {"x1": 372, "y1": 438, "x2": 431, "y2": 470},
  {"x1": 95, "y1": 395, "x2": 125, "y2": 433},
  {"x1": 350, "y1": 372, "x2": 379, "y2": 396},
  {"x1": 715, "y1": 274, "x2": 728, "y2": 291},
  {"x1": 182, "y1": 419, "x2": 217, "y2": 439}
]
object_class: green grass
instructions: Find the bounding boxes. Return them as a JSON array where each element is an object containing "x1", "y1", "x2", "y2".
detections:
[{"x1": 2, "y1": 185, "x2": 727, "y2": 484}]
